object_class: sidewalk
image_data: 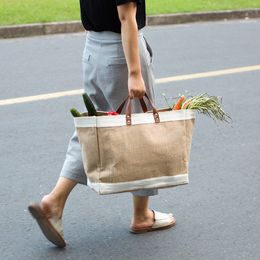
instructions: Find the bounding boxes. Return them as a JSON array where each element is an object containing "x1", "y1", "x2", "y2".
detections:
[{"x1": 0, "y1": 9, "x2": 260, "y2": 39}]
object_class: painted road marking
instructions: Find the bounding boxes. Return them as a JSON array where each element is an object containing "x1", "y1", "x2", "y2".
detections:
[
  {"x1": 0, "y1": 89, "x2": 83, "y2": 106},
  {"x1": 1, "y1": 64, "x2": 260, "y2": 106},
  {"x1": 155, "y1": 64, "x2": 260, "y2": 84}
]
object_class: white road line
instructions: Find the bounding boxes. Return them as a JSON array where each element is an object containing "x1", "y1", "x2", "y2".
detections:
[
  {"x1": 1, "y1": 64, "x2": 259, "y2": 106},
  {"x1": 0, "y1": 89, "x2": 83, "y2": 106},
  {"x1": 155, "y1": 64, "x2": 260, "y2": 84}
]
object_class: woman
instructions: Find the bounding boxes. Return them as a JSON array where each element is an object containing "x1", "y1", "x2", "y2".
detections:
[{"x1": 28, "y1": 0, "x2": 175, "y2": 248}]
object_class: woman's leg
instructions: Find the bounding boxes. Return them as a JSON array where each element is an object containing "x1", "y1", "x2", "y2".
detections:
[
  {"x1": 40, "y1": 129, "x2": 88, "y2": 217},
  {"x1": 130, "y1": 196, "x2": 154, "y2": 229},
  {"x1": 131, "y1": 190, "x2": 158, "y2": 226},
  {"x1": 28, "y1": 128, "x2": 88, "y2": 248},
  {"x1": 40, "y1": 177, "x2": 77, "y2": 220}
]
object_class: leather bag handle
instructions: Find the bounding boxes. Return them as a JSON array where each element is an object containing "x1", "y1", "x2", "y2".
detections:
[
  {"x1": 116, "y1": 93, "x2": 160, "y2": 126},
  {"x1": 116, "y1": 97, "x2": 148, "y2": 114}
]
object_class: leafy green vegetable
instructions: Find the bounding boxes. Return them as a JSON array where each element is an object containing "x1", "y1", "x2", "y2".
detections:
[{"x1": 185, "y1": 93, "x2": 231, "y2": 122}]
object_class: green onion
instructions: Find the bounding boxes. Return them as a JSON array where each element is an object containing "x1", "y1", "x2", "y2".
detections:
[{"x1": 185, "y1": 93, "x2": 231, "y2": 123}]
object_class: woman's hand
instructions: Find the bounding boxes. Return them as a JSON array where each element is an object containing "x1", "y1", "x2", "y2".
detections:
[{"x1": 128, "y1": 72, "x2": 146, "y2": 99}]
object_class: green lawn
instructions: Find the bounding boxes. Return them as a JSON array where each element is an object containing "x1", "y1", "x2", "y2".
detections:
[{"x1": 1, "y1": 0, "x2": 260, "y2": 26}]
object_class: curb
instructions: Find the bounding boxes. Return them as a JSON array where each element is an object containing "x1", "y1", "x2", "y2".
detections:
[
  {"x1": 0, "y1": 21, "x2": 84, "y2": 39},
  {"x1": 147, "y1": 8, "x2": 260, "y2": 25},
  {"x1": 0, "y1": 9, "x2": 260, "y2": 39}
]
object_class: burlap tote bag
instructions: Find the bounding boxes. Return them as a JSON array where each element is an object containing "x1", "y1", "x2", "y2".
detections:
[{"x1": 74, "y1": 93, "x2": 195, "y2": 195}]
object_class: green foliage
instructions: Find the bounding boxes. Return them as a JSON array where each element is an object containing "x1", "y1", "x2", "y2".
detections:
[
  {"x1": 0, "y1": 0, "x2": 260, "y2": 25},
  {"x1": 185, "y1": 93, "x2": 231, "y2": 122},
  {"x1": 0, "y1": 0, "x2": 80, "y2": 25},
  {"x1": 147, "y1": 0, "x2": 260, "y2": 15}
]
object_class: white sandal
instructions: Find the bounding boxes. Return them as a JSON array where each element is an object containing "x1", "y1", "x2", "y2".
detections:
[
  {"x1": 129, "y1": 209, "x2": 176, "y2": 234},
  {"x1": 28, "y1": 203, "x2": 66, "y2": 248}
]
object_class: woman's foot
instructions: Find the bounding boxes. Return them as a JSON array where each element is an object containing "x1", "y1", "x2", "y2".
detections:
[
  {"x1": 130, "y1": 209, "x2": 176, "y2": 234},
  {"x1": 28, "y1": 193, "x2": 66, "y2": 247},
  {"x1": 28, "y1": 177, "x2": 77, "y2": 247},
  {"x1": 40, "y1": 193, "x2": 63, "y2": 220},
  {"x1": 131, "y1": 209, "x2": 155, "y2": 230}
]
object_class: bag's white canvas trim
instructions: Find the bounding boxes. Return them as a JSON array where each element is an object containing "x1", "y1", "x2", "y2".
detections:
[
  {"x1": 87, "y1": 174, "x2": 189, "y2": 195},
  {"x1": 74, "y1": 110, "x2": 195, "y2": 128}
]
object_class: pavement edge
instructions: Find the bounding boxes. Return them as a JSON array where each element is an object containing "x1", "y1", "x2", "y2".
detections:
[{"x1": 1, "y1": 9, "x2": 260, "y2": 39}]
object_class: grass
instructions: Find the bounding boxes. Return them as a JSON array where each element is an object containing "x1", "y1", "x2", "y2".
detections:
[
  {"x1": 0, "y1": 0, "x2": 260, "y2": 26},
  {"x1": 147, "y1": 0, "x2": 260, "y2": 15}
]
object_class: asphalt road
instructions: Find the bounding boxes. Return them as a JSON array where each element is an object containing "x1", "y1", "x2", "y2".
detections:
[{"x1": 0, "y1": 19, "x2": 260, "y2": 260}]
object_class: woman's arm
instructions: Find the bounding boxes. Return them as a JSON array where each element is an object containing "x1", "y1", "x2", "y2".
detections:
[{"x1": 117, "y1": 2, "x2": 146, "y2": 99}]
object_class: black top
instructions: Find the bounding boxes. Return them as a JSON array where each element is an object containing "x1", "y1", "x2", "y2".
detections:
[{"x1": 79, "y1": 0, "x2": 146, "y2": 34}]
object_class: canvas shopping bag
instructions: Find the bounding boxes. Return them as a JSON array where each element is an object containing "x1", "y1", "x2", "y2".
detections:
[{"x1": 74, "y1": 93, "x2": 196, "y2": 195}]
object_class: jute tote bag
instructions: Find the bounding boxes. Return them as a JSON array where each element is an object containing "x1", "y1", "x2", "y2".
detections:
[{"x1": 74, "y1": 93, "x2": 195, "y2": 195}]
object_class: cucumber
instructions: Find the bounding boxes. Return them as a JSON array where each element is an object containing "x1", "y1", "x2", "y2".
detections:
[
  {"x1": 82, "y1": 93, "x2": 97, "y2": 116},
  {"x1": 70, "y1": 108, "x2": 82, "y2": 117}
]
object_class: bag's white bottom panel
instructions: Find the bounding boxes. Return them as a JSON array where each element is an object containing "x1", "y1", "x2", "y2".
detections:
[{"x1": 87, "y1": 174, "x2": 189, "y2": 195}]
